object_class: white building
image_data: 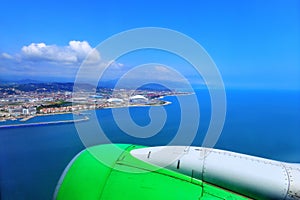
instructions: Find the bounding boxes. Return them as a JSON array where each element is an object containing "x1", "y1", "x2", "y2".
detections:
[
  {"x1": 22, "y1": 107, "x2": 36, "y2": 115},
  {"x1": 129, "y1": 95, "x2": 148, "y2": 104},
  {"x1": 106, "y1": 98, "x2": 124, "y2": 105}
]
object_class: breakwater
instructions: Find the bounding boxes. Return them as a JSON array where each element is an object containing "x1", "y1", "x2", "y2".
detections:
[{"x1": 0, "y1": 116, "x2": 89, "y2": 129}]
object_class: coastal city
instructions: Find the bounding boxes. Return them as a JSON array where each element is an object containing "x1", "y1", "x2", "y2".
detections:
[{"x1": 0, "y1": 82, "x2": 188, "y2": 122}]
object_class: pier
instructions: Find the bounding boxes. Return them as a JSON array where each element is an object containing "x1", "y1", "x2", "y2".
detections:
[{"x1": 0, "y1": 116, "x2": 89, "y2": 129}]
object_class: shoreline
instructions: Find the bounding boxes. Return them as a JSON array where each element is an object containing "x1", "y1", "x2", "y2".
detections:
[
  {"x1": 159, "y1": 92, "x2": 195, "y2": 99},
  {"x1": 0, "y1": 96, "x2": 176, "y2": 125},
  {"x1": 0, "y1": 93, "x2": 190, "y2": 128},
  {"x1": 102, "y1": 100, "x2": 172, "y2": 109},
  {"x1": 0, "y1": 100, "x2": 173, "y2": 122}
]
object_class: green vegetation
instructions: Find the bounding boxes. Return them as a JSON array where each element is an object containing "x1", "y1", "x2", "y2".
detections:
[{"x1": 37, "y1": 101, "x2": 72, "y2": 111}]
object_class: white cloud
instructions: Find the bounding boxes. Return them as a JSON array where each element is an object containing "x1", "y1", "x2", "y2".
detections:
[
  {"x1": 0, "y1": 43, "x2": 194, "y2": 86},
  {"x1": 1, "y1": 53, "x2": 13, "y2": 60},
  {"x1": 119, "y1": 64, "x2": 187, "y2": 83},
  {"x1": 68, "y1": 41, "x2": 100, "y2": 63},
  {"x1": 20, "y1": 41, "x2": 100, "y2": 64},
  {"x1": 0, "y1": 41, "x2": 106, "y2": 81},
  {"x1": 154, "y1": 65, "x2": 170, "y2": 73}
]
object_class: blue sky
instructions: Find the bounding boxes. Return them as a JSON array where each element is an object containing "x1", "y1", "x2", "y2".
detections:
[{"x1": 0, "y1": 0, "x2": 299, "y2": 90}]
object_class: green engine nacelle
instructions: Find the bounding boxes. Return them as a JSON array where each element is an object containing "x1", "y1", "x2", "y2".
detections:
[{"x1": 54, "y1": 144, "x2": 247, "y2": 200}]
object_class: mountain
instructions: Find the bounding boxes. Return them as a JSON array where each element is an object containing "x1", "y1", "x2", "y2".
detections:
[
  {"x1": 15, "y1": 79, "x2": 43, "y2": 84},
  {"x1": 0, "y1": 79, "x2": 188, "y2": 92},
  {"x1": 0, "y1": 79, "x2": 42, "y2": 85}
]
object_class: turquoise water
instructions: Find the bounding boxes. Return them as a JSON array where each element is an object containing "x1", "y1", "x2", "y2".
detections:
[{"x1": 0, "y1": 90, "x2": 299, "y2": 199}]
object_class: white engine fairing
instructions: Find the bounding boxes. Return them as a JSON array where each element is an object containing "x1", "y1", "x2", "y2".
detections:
[{"x1": 131, "y1": 146, "x2": 300, "y2": 200}]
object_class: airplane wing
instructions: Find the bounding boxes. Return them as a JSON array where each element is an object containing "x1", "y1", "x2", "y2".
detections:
[{"x1": 54, "y1": 144, "x2": 300, "y2": 200}]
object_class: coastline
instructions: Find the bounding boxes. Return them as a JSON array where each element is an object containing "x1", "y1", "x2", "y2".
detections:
[
  {"x1": 159, "y1": 92, "x2": 195, "y2": 99},
  {"x1": 102, "y1": 100, "x2": 172, "y2": 109},
  {"x1": 0, "y1": 97, "x2": 175, "y2": 126}
]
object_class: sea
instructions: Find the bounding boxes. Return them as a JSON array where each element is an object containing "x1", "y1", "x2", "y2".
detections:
[{"x1": 0, "y1": 89, "x2": 299, "y2": 200}]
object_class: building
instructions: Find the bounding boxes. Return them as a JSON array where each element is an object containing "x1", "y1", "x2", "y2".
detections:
[
  {"x1": 129, "y1": 95, "x2": 148, "y2": 104},
  {"x1": 8, "y1": 108, "x2": 23, "y2": 116},
  {"x1": 106, "y1": 98, "x2": 124, "y2": 106},
  {"x1": 22, "y1": 107, "x2": 36, "y2": 115}
]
